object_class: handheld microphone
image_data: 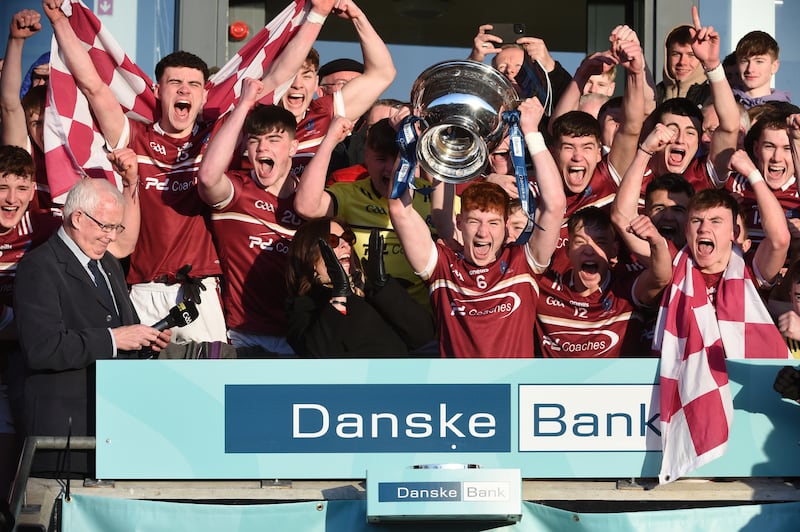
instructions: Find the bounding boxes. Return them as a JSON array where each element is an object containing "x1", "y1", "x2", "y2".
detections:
[
  {"x1": 151, "y1": 300, "x2": 199, "y2": 331},
  {"x1": 137, "y1": 301, "x2": 199, "y2": 359}
]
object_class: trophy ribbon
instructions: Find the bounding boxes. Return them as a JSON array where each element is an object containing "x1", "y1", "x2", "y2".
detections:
[{"x1": 503, "y1": 109, "x2": 540, "y2": 245}]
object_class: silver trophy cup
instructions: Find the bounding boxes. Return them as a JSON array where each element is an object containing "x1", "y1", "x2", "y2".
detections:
[{"x1": 411, "y1": 60, "x2": 519, "y2": 183}]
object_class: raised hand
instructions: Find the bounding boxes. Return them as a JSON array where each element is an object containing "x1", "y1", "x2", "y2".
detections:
[
  {"x1": 42, "y1": 0, "x2": 66, "y2": 24},
  {"x1": 728, "y1": 149, "x2": 758, "y2": 177},
  {"x1": 773, "y1": 365, "x2": 800, "y2": 401},
  {"x1": 11, "y1": 9, "x2": 42, "y2": 39},
  {"x1": 627, "y1": 214, "x2": 662, "y2": 244},
  {"x1": 469, "y1": 24, "x2": 503, "y2": 62},
  {"x1": 318, "y1": 238, "x2": 353, "y2": 297},
  {"x1": 362, "y1": 228, "x2": 388, "y2": 290},
  {"x1": 640, "y1": 123, "x2": 677, "y2": 155},
  {"x1": 576, "y1": 51, "x2": 618, "y2": 81},
  {"x1": 327, "y1": 114, "x2": 355, "y2": 144},
  {"x1": 518, "y1": 97, "x2": 544, "y2": 134},
  {"x1": 689, "y1": 5, "x2": 721, "y2": 69},
  {"x1": 240, "y1": 77, "x2": 265, "y2": 106},
  {"x1": 107, "y1": 148, "x2": 139, "y2": 189},
  {"x1": 517, "y1": 36, "x2": 555, "y2": 72},
  {"x1": 611, "y1": 26, "x2": 644, "y2": 75},
  {"x1": 331, "y1": 0, "x2": 364, "y2": 21}
]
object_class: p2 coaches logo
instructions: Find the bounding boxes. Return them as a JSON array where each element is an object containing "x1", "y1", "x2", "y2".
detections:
[{"x1": 225, "y1": 384, "x2": 510, "y2": 453}]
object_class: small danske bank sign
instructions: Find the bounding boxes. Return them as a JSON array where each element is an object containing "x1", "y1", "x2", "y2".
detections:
[
  {"x1": 225, "y1": 384, "x2": 510, "y2": 453},
  {"x1": 367, "y1": 469, "x2": 522, "y2": 522},
  {"x1": 378, "y1": 481, "x2": 510, "y2": 502}
]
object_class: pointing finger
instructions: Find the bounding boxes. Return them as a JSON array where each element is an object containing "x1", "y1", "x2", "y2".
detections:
[{"x1": 692, "y1": 5, "x2": 702, "y2": 29}]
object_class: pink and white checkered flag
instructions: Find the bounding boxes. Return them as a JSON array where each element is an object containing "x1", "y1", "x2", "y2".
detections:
[
  {"x1": 204, "y1": 0, "x2": 307, "y2": 120},
  {"x1": 45, "y1": 0, "x2": 307, "y2": 203},
  {"x1": 45, "y1": 0, "x2": 156, "y2": 203},
  {"x1": 653, "y1": 246, "x2": 789, "y2": 484}
]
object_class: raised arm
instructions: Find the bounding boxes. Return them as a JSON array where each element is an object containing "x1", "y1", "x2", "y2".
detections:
[
  {"x1": 260, "y1": 0, "x2": 337, "y2": 94},
  {"x1": 106, "y1": 148, "x2": 141, "y2": 258},
  {"x1": 43, "y1": 0, "x2": 127, "y2": 147},
  {"x1": 1, "y1": 9, "x2": 41, "y2": 148},
  {"x1": 628, "y1": 214, "x2": 672, "y2": 305},
  {"x1": 196, "y1": 78, "x2": 263, "y2": 206},
  {"x1": 607, "y1": 25, "x2": 646, "y2": 179},
  {"x1": 332, "y1": 0, "x2": 396, "y2": 121},
  {"x1": 520, "y1": 97, "x2": 566, "y2": 266},
  {"x1": 611, "y1": 123, "x2": 676, "y2": 262},
  {"x1": 690, "y1": 6, "x2": 738, "y2": 183},
  {"x1": 549, "y1": 52, "x2": 616, "y2": 128},
  {"x1": 293, "y1": 115, "x2": 352, "y2": 218},
  {"x1": 388, "y1": 185, "x2": 435, "y2": 276},
  {"x1": 730, "y1": 149, "x2": 790, "y2": 283}
]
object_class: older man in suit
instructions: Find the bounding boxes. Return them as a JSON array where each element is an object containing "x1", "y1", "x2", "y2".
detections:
[{"x1": 14, "y1": 172, "x2": 169, "y2": 476}]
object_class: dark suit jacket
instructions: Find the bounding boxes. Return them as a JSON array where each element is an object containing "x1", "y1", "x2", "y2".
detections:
[{"x1": 14, "y1": 232, "x2": 138, "y2": 443}]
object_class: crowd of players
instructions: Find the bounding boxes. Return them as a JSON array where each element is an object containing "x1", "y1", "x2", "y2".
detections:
[{"x1": 1, "y1": 0, "x2": 800, "y2": 499}]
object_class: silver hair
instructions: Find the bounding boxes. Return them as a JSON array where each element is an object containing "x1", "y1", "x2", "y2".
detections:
[{"x1": 62, "y1": 178, "x2": 124, "y2": 220}]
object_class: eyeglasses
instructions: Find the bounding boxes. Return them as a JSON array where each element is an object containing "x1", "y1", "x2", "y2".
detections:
[
  {"x1": 83, "y1": 211, "x2": 126, "y2": 234},
  {"x1": 320, "y1": 80, "x2": 348, "y2": 90},
  {"x1": 326, "y1": 230, "x2": 356, "y2": 248}
]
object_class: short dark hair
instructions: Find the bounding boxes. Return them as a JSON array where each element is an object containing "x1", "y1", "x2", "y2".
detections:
[
  {"x1": 653, "y1": 97, "x2": 703, "y2": 125},
  {"x1": 745, "y1": 109, "x2": 788, "y2": 159},
  {"x1": 645, "y1": 173, "x2": 694, "y2": 203},
  {"x1": 364, "y1": 118, "x2": 398, "y2": 157},
  {"x1": 461, "y1": 182, "x2": 509, "y2": 218},
  {"x1": 0, "y1": 145, "x2": 34, "y2": 179},
  {"x1": 597, "y1": 96, "x2": 623, "y2": 122},
  {"x1": 644, "y1": 97, "x2": 703, "y2": 138},
  {"x1": 736, "y1": 30, "x2": 780, "y2": 61},
  {"x1": 567, "y1": 206, "x2": 613, "y2": 237},
  {"x1": 666, "y1": 25, "x2": 694, "y2": 48},
  {"x1": 687, "y1": 188, "x2": 739, "y2": 223},
  {"x1": 551, "y1": 111, "x2": 602, "y2": 145},
  {"x1": 747, "y1": 101, "x2": 800, "y2": 126},
  {"x1": 787, "y1": 259, "x2": 800, "y2": 284},
  {"x1": 305, "y1": 48, "x2": 321, "y2": 72},
  {"x1": 21, "y1": 85, "x2": 46, "y2": 115},
  {"x1": 243, "y1": 105, "x2": 297, "y2": 138},
  {"x1": 155, "y1": 51, "x2": 210, "y2": 83}
]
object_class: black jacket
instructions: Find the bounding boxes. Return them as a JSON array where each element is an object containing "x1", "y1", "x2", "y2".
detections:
[{"x1": 286, "y1": 277, "x2": 435, "y2": 357}]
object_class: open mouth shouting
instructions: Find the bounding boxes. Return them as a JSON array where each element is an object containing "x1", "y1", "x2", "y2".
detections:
[
  {"x1": 696, "y1": 237, "x2": 715, "y2": 257},
  {"x1": 765, "y1": 163, "x2": 787, "y2": 186},
  {"x1": 338, "y1": 252, "x2": 351, "y2": 274},
  {"x1": 0, "y1": 204, "x2": 22, "y2": 230},
  {"x1": 566, "y1": 165, "x2": 588, "y2": 190},
  {"x1": 175, "y1": 99, "x2": 191, "y2": 116},
  {"x1": 580, "y1": 260, "x2": 599, "y2": 275},
  {"x1": 471, "y1": 239, "x2": 495, "y2": 263},
  {"x1": 667, "y1": 147, "x2": 687, "y2": 170},
  {"x1": 253, "y1": 156, "x2": 276, "y2": 181}
]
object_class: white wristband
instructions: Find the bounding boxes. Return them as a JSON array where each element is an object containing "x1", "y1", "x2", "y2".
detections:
[
  {"x1": 705, "y1": 63, "x2": 725, "y2": 83},
  {"x1": 747, "y1": 169, "x2": 765, "y2": 186},
  {"x1": 524, "y1": 132, "x2": 547, "y2": 155},
  {"x1": 306, "y1": 10, "x2": 327, "y2": 25}
]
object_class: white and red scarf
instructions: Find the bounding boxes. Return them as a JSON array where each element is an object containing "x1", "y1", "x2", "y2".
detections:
[
  {"x1": 44, "y1": 0, "x2": 306, "y2": 202},
  {"x1": 653, "y1": 246, "x2": 789, "y2": 484}
]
